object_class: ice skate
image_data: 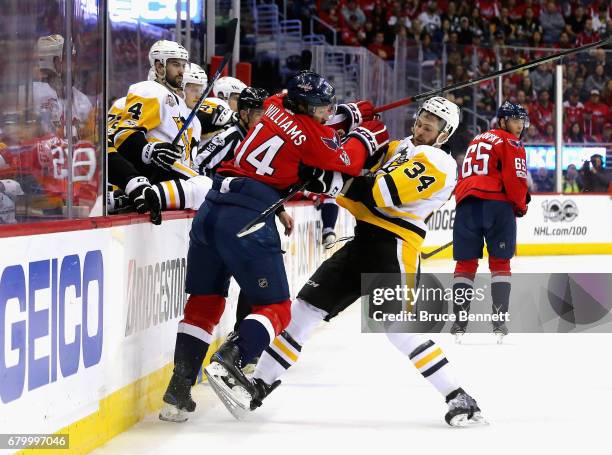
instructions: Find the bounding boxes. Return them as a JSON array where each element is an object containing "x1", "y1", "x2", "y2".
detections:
[
  {"x1": 159, "y1": 370, "x2": 196, "y2": 423},
  {"x1": 493, "y1": 322, "x2": 508, "y2": 344},
  {"x1": 205, "y1": 335, "x2": 255, "y2": 420},
  {"x1": 250, "y1": 377, "x2": 281, "y2": 410},
  {"x1": 445, "y1": 388, "x2": 488, "y2": 427},
  {"x1": 450, "y1": 321, "x2": 467, "y2": 344}
]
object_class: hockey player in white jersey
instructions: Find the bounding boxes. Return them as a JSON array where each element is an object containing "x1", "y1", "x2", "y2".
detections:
[
  {"x1": 213, "y1": 76, "x2": 247, "y2": 112},
  {"x1": 108, "y1": 43, "x2": 211, "y2": 221},
  {"x1": 251, "y1": 97, "x2": 487, "y2": 427}
]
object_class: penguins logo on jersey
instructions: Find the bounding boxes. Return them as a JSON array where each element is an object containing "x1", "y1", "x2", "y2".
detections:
[{"x1": 172, "y1": 116, "x2": 193, "y2": 158}]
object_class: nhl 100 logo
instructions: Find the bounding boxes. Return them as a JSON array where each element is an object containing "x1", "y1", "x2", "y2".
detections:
[{"x1": 541, "y1": 199, "x2": 579, "y2": 222}]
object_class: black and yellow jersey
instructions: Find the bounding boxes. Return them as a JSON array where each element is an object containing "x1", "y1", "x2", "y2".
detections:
[
  {"x1": 338, "y1": 136, "x2": 457, "y2": 252},
  {"x1": 112, "y1": 81, "x2": 201, "y2": 179}
]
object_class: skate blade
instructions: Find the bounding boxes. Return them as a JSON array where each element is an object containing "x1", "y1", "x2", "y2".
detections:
[
  {"x1": 205, "y1": 362, "x2": 252, "y2": 420},
  {"x1": 449, "y1": 411, "x2": 489, "y2": 427},
  {"x1": 159, "y1": 404, "x2": 189, "y2": 423}
]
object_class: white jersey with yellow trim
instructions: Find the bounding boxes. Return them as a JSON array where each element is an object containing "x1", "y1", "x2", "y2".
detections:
[
  {"x1": 337, "y1": 136, "x2": 457, "y2": 245},
  {"x1": 113, "y1": 80, "x2": 201, "y2": 167}
]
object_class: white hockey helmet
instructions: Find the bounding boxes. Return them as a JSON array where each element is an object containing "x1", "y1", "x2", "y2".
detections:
[
  {"x1": 0, "y1": 179, "x2": 25, "y2": 198},
  {"x1": 213, "y1": 76, "x2": 246, "y2": 101},
  {"x1": 36, "y1": 34, "x2": 65, "y2": 73},
  {"x1": 417, "y1": 96, "x2": 460, "y2": 145},
  {"x1": 182, "y1": 63, "x2": 208, "y2": 90},
  {"x1": 148, "y1": 40, "x2": 189, "y2": 67}
]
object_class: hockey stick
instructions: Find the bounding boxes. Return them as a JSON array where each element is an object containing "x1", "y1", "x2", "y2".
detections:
[
  {"x1": 236, "y1": 183, "x2": 307, "y2": 238},
  {"x1": 421, "y1": 240, "x2": 453, "y2": 260},
  {"x1": 373, "y1": 36, "x2": 611, "y2": 114},
  {"x1": 169, "y1": 18, "x2": 239, "y2": 177}
]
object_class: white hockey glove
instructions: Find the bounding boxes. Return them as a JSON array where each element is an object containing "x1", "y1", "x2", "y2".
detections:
[{"x1": 142, "y1": 142, "x2": 183, "y2": 171}]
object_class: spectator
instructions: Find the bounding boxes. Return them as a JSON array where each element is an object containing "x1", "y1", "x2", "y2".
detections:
[
  {"x1": 532, "y1": 167, "x2": 555, "y2": 192},
  {"x1": 475, "y1": 0, "x2": 500, "y2": 21},
  {"x1": 584, "y1": 64, "x2": 607, "y2": 94},
  {"x1": 530, "y1": 89, "x2": 554, "y2": 133},
  {"x1": 529, "y1": 64, "x2": 553, "y2": 93},
  {"x1": 540, "y1": 1, "x2": 566, "y2": 44},
  {"x1": 563, "y1": 90, "x2": 585, "y2": 132},
  {"x1": 555, "y1": 31, "x2": 572, "y2": 48},
  {"x1": 580, "y1": 154, "x2": 610, "y2": 192},
  {"x1": 591, "y1": 4, "x2": 610, "y2": 35},
  {"x1": 583, "y1": 89, "x2": 610, "y2": 139},
  {"x1": 516, "y1": 7, "x2": 542, "y2": 44},
  {"x1": 566, "y1": 122, "x2": 585, "y2": 143},
  {"x1": 602, "y1": 79, "x2": 612, "y2": 107},
  {"x1": 562, "y1": 164, "x2": 583, "y2": 193},
  {"x1": 493, "y1": 7, "x2": 518, "y2": 43},
  {"x1": 341, "y1": 1, "x2": 366, "y2": 28},
  {"x1": 518, "y1": 74, "x2": 536, "y2": 101},
  {"x1": 525, "y1": 124, "x2": 541, "y2": 143},
  {"x1": 441, "y1": 1, "x2": 462, "y2": 32},
  {"x1": 576, "y1": 18, "x2": 600, "y2": 46},
  {"x1": 457, "y1": 16, "x2": 473, "y2": 45},
  {"x1": 565, "y1": 5, "x2": 587, "y2": 37},
  {"x1": 469, "y1": 8, "x2": 486, "y2": 37},
  {"x1": 543, "y1": 123, "x2": 555, "y2": 142},
  {"x1": 418, "y1": 1, "x2": 442, "y2": 35},
  {"x1": 368, "y1": 31, "x2": 394, "y2": 60},
  {"x1": 573, "y1": 76, "x2": 590, "y2": 102}
]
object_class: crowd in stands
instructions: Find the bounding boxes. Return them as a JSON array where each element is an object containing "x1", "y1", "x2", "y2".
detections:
[{"x1": 288, "y1": 0, "x2": 611, "y2": 144}]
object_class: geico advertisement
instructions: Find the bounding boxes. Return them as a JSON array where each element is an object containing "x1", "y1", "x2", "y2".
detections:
[{"x1": 0, "y1": 249, "x2": 104, "y2": 404}]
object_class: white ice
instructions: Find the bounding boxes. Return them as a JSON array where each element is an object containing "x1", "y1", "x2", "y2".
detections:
[{"x1": 92, "y1": 255, "x2": 612, "y2": 455}]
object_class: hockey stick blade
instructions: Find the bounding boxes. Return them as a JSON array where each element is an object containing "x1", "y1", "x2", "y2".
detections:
[
  {"x1": 236, "y1": 221, "x2": 265, "y2": 238},
  {"x1": 421, "y1": 240, "x2": 452, "y2": 260},
  {"x1": 236, "y1": 183, "x2": 307, "y2": 238},
  {"x1": 170, "y1": 18, "x2": 238, "y2": 147},
  {"x1": 374, "y1": 35, "x2": 612, "y2": 114}
]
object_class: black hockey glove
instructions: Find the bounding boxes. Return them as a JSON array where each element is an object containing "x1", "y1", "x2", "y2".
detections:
[
  {"x1": 142, "y1": 142, "x2": 183, "y2": 171},
  {"x1": 298, "y1": 163, "x2": 345, "y2": 197},
  {"x1": 125, "y1": 176, "x2": 162, "y2": 225}
]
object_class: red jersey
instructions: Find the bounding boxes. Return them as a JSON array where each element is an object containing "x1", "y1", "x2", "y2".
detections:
[
  {"x1": 583, "y1": 101, "x2": 610, "y2": 135},
  {"x1": 456, "y1": 129, "x2": 529, "y2": 213},
  {"x1": 218, "y1": 94, "x2": 367, "y2": 190},
  {"x1": 563, "y1": 101, "x2": 585, "y2": 131}
]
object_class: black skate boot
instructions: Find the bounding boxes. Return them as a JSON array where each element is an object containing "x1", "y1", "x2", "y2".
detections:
[
  {"x1": 450, "y1": 321, "x2": 467, "y2": 344},
  {"x1": 205, "y1": 334, "x2": 256, "y2": 419},
  {"x1": 445, "y1": 387, "x2": 487, "y2": 427},
  {"x1": 159, "y1": 365, "x2": 196, "y2": 422},
  {"x1": 250, "y1": 377, "x2": 282, "y2": 410},
  {"x1": 493, "y1": 321, "x2": 508, "y2": 344}
]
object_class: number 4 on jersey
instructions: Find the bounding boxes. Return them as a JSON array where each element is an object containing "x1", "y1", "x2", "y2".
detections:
[
  {"x1": 235, "y1": 123, "x2": 285, "y2": 176},
  {"x1": 403, "y1": 161, "x2": 436, "y2": 192}
]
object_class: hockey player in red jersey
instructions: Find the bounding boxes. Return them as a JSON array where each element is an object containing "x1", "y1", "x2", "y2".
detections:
[
  {"x1": 451, "y1": 101, "x2": 530, "y2": 343},
  {"x1": 159, "y1": 70, "x2": 387, "y2": 421}
]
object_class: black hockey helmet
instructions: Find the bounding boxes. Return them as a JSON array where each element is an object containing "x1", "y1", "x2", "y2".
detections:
[
  {"x1": 286, "y1": 70, "x2": 336, "y2": 114},
  {"x1": 238, "y1": 87, "x2": 269, "y2": 111},
  {"x1": 497, "y1": 101, "x2": 530, "y2": 127}
]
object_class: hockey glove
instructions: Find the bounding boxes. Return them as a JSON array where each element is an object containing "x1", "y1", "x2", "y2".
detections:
[
  {"x1": 142, "y1": 142, "x2": 183, "y2": 171},
  {"x1": 125, "y1": 176, "x2": 162, "y2": 225},
  {"x1": 347, "y1": 119, "x2": 390, "y2": 166},
  {"x1": 298, "y1": 163, "x2": 345, "y2": 197},
  {"x1": 334, "y1": 100, "x2": 375, "y2": 132},
  {"x1": 212, "y1": 104, "x2": 237, "y2": 127}
]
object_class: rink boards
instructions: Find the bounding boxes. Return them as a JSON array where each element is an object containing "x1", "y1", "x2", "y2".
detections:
[{"x1": 0, "y1": 194, "x2": 610, "y2": 454}]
